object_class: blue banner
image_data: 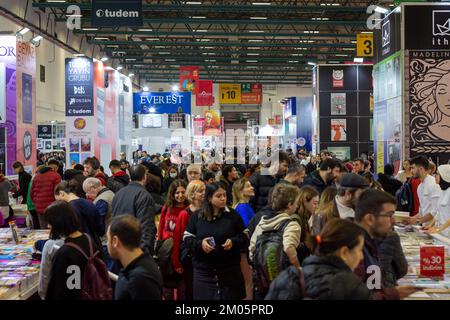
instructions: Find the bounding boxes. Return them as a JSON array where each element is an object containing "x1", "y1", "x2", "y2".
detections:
[
  {"x1": 92, "y1": 0, "x2": 143, "y2": 27},
  {"x1": 297, "y1": 97, "x2": 313, "y2": 152},
  {"x1": 65, "y1": 57, "x2": 94, "y2": 116},
  {"x1": 133, "y1": 92, "x2": 191, "y2": 114}
]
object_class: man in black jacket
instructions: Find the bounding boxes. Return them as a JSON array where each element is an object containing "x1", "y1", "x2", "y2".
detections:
[
  {"x1": 112, "y1": 165, "x2": 157, "y2": 255},
  {"x1": 248, "y1": 151, "x2": 290, "y2": 212},
  {"x1": 108, "y1": 160, "x2": 130, "y2": 193},
  {"x1": 107, "y1": 215, "x2": 163, "y2": 300},
  {"x1": 302, "y1": 158, "x2": 341, "y2": 196},
  {"x1": 12, "y1": 161, "x2": 31, "y2": 204}
]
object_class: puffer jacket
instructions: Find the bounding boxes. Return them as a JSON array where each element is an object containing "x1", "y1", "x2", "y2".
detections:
[
  {"x1": 107, "y1": 171, "x2": 130, "y2": 193},
  {"x1": 302, "y1": 255, "x2": 372, "y2": 300},
  {"x1": 377, "y1": 232, "x2": 408, "y2": 287},
  {"x1": 31, "y1": 167, "x2": 61, "y2": 214},
  {"x1": 301, "y1": 170, "x2": 329, "y2": 196},
  {"x1": 248, "y1": 172, "x2": 279, "y2": 212}
]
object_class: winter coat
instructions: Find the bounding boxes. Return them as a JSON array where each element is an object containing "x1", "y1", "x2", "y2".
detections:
[
  {"x1": 302, "y1": 170, "x2": 329, "y2": 196},
  {"x1": 248, "y1": 172, "x2": 279, "y2": 212},
  {"x1": 377, "y1": 174, "x2": 403, "y2": 197},
  {"x1": 107, "y1": 171, "x2": 130, "y2": 193},
  {"x1": 13, "y1": 171, "x2": 32, "y2": 204},
  {"x1": 247, "y1": 205, "x2": 276, "y2": 239},
  {"x1": 31, "y1": 167, "x2": 62, "y2": 214},
  {"x1": 112, "y1": 182, "x2": 158, "y2": 255},
  {"x1": 0, "y1": 175, "x2": 12, "y2": 207},
  {"x1": 63, "y1": 169, "x2": 86, "y2": 198},
  {"x1": 303, "y1": 255, "x2": 372, "y2": 300},
  {"x1": 377, "y1": 232, "x2": 408, "y2": 287}
]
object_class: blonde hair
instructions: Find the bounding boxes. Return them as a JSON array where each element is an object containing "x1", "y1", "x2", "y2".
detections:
[
  {"x1": 232, "y1": 178, "x2": 248, "y2": 208},
  {"x1": 185, "y1": 180, "x2": 205, "y2": 203},
  {"x1": 187, "y1": 164, "x2": 202, "y2": 173}
]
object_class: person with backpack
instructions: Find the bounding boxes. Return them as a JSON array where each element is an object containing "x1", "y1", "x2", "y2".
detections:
[
  {"x1": 302, "y1": 219, "x2": 371, "y2": 300},
  {"x1": 107, "y1": 160, "x2": 130, "y2": 193},
  {"x1": 156, "y1": 179, "x2": 189, "y2": 299},
  {"x1": 107, "y1": 215, "x2": 163, "y2": 300},
  {"x1": 45, "y1": 201, "x2": 112, "y2": 300},
  {"x1": 249, "y1": 183, "x2": 302, "y2": 300},
  {"x1": 183, "y1": 182, "x2": 247, "y2": 300},
  {"x1": 172, "y1": 180, "x2": 206, "y2": 300}
]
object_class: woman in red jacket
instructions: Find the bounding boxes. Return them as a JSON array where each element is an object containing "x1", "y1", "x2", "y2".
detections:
[
  {"x1": 172, "y1": 180, "x2": 205, "y2": 300},
  {"x1": 157, "y1": 179, "x2": 188, "y2": 299}
]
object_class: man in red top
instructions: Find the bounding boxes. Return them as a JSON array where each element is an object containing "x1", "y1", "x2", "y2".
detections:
[
  {"x1": 83, "y1": 156, "x2": 107, "y2": 186},
  {"x1": 409, "y1": 177, "x2": 421, "y2": 216},
  {"x1": 107, "y1": 160, "x2": 130, "y2": 193},
  {"x1": 30, "y1": 159, "x2": 61, "y2": 229}
]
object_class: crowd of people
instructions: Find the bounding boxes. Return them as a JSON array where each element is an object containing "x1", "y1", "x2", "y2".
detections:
[{"x1": 2, "y1": 146, "x2": 450, "y2": 301}]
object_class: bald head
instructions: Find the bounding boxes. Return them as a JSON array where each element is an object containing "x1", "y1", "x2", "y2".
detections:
[{"x1": 83, "y1": 177, "x2": 104, "y2": 199}]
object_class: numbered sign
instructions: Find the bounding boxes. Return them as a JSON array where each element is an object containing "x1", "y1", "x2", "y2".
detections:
[
  {"x1": 420, "y1": 245, "x2": 445, "y2": 278},
  {"x1": 219, "y1": 84, "x2": 241, "y2": 104},
  {"x1": 356, "y1": 33, "x2": 374, "y2": 57}
]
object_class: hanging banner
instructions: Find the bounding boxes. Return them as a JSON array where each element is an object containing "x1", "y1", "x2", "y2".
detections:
[
  {"x1": 92, "y1": 0, "x2": 143, "y2": 27},
  {"x1": 66, "y1": 116, "x2": 94, "y2": 166},
  {"x1": 203, "y1": 110, "x2": 222, "y2": 136},
  {"x1": 241, "y1": 83, "x2": 262, "y2": 104},
  {"x1": 219, "y1": 83, "x2": 241, "y2": 104},
  {"x1": 196, "y1": 80, "x2": 213, "y2": 106},
  {"x1": 65, "y1": 57, "x2": 94, "y2": 116},
  {"x1": 356, "y1": 33, "x2": 374, "y2": 57},
  {"x1": 133, "y1": 92, "x2": 191, "y2": 114},
  {"x1": 180, "y1": 66, "x2": 199, "y2": 94}
]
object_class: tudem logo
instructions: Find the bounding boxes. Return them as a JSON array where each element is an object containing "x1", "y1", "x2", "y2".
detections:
[
  {"x1": 96, "y1": 9, "x2": 140, "y2": 18},
  {"x1": 433, "y1": 10, "x2": 450, "y2": 36}
]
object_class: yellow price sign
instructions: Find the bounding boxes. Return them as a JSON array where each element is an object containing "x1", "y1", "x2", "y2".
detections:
[
  {"x1": 356, "y1": 33, "x2": 374, "y2": 57},
  {"x1": 219, "y1": 84, "x2": 241, "y2": 104}
]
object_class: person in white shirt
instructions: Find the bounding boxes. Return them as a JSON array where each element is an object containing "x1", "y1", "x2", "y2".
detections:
[
  {"x1": 425, "y1": 164, "x2": 450, "y2": 237},
  {"x1": 410, "y1": 156, "x2": 442, "y2": 225}
]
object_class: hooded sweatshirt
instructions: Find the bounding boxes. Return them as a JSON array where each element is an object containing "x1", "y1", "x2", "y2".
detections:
[{"x1": 249, "y1": 213, "x2": 301, "y2": 263}]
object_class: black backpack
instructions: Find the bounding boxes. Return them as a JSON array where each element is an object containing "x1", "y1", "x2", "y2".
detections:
[
  {"x1": 395, "y1": 180, "x2": 413, "y2": 212},
  {"x1": 253, "y1": 219, "x2": 292, "y2": 297}
]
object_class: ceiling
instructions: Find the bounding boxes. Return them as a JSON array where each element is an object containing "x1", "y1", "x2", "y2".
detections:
[{"x1": 32, "y1": 0, "x2": 388, "y2": 86}]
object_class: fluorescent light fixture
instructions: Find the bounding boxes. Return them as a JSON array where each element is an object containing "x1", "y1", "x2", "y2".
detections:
[
  {"x1": 252, "y1": 2, "x2": 271, "y2": 5},
  {"x1": 328, "y1": 61, "x2": 340, "y2": 64},
  {"x1": 354, "y1": 57, "x2": 364, "y2": 63},
  {"x1": 351, "y1": 40, "x2": 357, "y2": 44},
  {"x1": 159, "y1": 52, "x2": 171, "y2": 54},
  {"x1": 185, "y1": 1, "x2": 202, "y2": 4},
  {"x1": 291, "y1": 54, "x2": 303, "y2": 56},
  {"x1": 165, "y1": 59, "x2": 176, "y2": 62},
  {"x1": 312, "y1": 17, "x2": 329, "y2": 21},
  {"x1": 199, "y1": 46, "x2": 214, "y2": 49},
  {"x1": 128, "y1": 73, "x2": 134, "y2": 77},
  {"x1": 343, "y1": 48, "x2": 355, "y2": 51},
  {"x1": 74, "y1": 53, "x2": 85, "y2": 57},
  {"x1": 94, "y1": 37, "x2": 109, "y2": 40},
  {"x1": 172, "y1": 85, "x2": 179, "y2": 91},
  {"x1": 134, "y1": 64, "x2": 145, "y2": 67},
  {"x1": 288, "y1": 60, "x2": 299, "y2": 63},
  {"x1": 117, "y1": 65, "x2": 123, "y2": 70},
  {"x1": 247, "y1": 53, "x2": 260, "y2": 56},
  {"x1": 125, "y1": 58, "x2": 136, "y2": 61},
  {"x1": 307, "y1": 62, "x2": 316, "y2": 66},
  {"x1": 138, "y1": 29, "x2": 153, "y2": 32},
  {"x1": 249, "y1": 47, "x2": 262, "y2": 50},
  {"x1": 250, "y1": 17, "x2": 267, "y2": 20},
  {"x1": 246, "y1": 66, "x2": 258, "y2": 69},
  {"x1": 194, "y1": 29, "x2": 208, "y2": 32},
  {"x1": 374, "y1": 6, "x2": 389, "y2": 14},
  {"x1": 246, "y1": 60, "x2": 258, "y2": 63},
  {"x1": 101, "y1": 56, "x2": 108, "y2": 62},
  {"x1": 17, "y1": 27, "x2": 30, "y2": 35},
  {"x1": 146, "y1": 38, "x2": 159, "y2": 41},
  {"x1": 83, "y1": 28, "x2": 98, "y2": 31},
  {"x1": 335, "y1": 54, "x2": 348, "y2": 57},
  {"x1": 249, "y1": 39, "x2": 263, "y2": 42},
  {"x1": 249, "y1": 30, "x2": 265, "y2": 33},
  {"x1": 107, "y1": 45, "x2": 119, "y2": 48},
  {"x1": 303, "y1": 30, "x2": 320, "y2": 34},
  {"x1": 143, "y1": 86, "x2": 149, "y2": 91},
  {"x1": 31, "y1": 35, "x2": 43, "y2": 42},
  {"x1": 48, "y1": 0, "x2": 66, "y2": 2},
  {"x1": 361, "y1": 31, "x2": 373, "y2": 34},
  {"x1": 204, "y1": 59, "x2": 216, "y2": 62},
  {"x1": 190, "y1": 16, "x2": 206, "y2": 19}
]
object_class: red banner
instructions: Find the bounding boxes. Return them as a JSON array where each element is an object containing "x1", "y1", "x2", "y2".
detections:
[
  {"x1": 420, "y1": 245, "x2": 445, "y2": 278},
  {"x1": 180, "y1": 66, "x2": 199, "y2": 94},
  {"x1": 196, "y1": 80, "x2": 213, "y2": 106},
  {"x1": 241, "y1": 83, "x2": 262, "y2": 104}
]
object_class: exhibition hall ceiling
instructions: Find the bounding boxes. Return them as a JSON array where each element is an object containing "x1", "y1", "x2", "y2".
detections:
[{"x1": 31, "y1": 0, "x2": 389, "y2": 85}]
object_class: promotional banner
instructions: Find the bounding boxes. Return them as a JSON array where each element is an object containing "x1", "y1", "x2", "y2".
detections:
[
  {"x1": 180, "y1": 66, "x2": 199, "y2": 94},
  {"x1": 297, "y1": 97, "x2": 313, "y2": 152},
  {"x1": 15, "y1": 40, "x2": 36, "y2": 170},
  {"x1": 37, "y1": 125, "x2": 52, "y2": 139},
  {"x1": 196, "y1": 80, "x2": 213, "y2": 106},
  {"x1": 65, "y1": 57, "x2": 94, "y2": 116},
  {"x1": 219, "y1": 83, "x2": 241, "y2": 104},
  {"x1": 66, "y1": 116, "x2": 94, "y2": 165},
  {"x1": 133, "y1": 92, "x2": 191, "y2": 114},
  {"x1": 241, "y1": 83, "x2": 262, "y2": 104},
  {"x1": 409, "y1": 50, "x2": 450, "y2": 163},
  {"x1": 203, "y1": 110, "x2": 222, "y2": 136},
  {"x1": 92, "y1": 0, "x2": 143, "y2": 27},
  {"x1": 374, "y1": 8, "x2": 401, "y2": 63}
]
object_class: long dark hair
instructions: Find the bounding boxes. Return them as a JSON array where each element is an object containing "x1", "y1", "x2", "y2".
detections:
[
  {"x1": 44, "y1": 201, "x2": 80, "y2": 239},
  {"x1": 199, "y1": 182, "x2": 226, "y2": 221},
  {"x1": 165, "y1": 179, "x2": 188, "y2": 208}
]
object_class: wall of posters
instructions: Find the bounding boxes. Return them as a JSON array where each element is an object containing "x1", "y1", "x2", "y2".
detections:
[
  {"x1": 408, "y1": 50, "x2": 450, "y2": 164},
  {"x1": 331, "y1": 119, "x2": 347, "y2": 141},
  {"x1": 330, "y1": 93, "x2": 346, "y2": 115}
]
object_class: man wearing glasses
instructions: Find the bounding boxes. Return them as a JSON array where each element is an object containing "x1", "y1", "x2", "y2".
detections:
[{"x1": 354, "y1": 189, "x2": 419, "y2": 300}]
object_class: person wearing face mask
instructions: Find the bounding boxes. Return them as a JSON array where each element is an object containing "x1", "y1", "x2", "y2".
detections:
[
  {"x1": 312, "y1": 173, "x2": 369, "y2": 234},
  {"x1": 302, "y1": 219, "x2": 371, "y2": 300},
  {"x1": 183, "y1": 182, "x2": 247, "y2": 300},
  {"x1": 162, "y1": 165, "x2": 179, "y2": 195}
]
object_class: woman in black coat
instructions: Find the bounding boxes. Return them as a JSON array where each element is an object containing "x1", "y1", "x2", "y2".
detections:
[{"x1": 302, "y1": 219, "x2": 372, "y2": 300}]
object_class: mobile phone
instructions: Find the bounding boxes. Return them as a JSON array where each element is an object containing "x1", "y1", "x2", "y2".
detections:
[{"x1": 206, "y1": 237, "x2": 216, "y2": 247}]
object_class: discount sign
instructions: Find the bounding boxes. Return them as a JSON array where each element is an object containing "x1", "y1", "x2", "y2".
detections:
[{"x1": 420, "y1": 245, "x2": 445, "y2": 278}]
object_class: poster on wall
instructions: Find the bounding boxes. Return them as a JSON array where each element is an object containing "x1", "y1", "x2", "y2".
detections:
[
  {"x1": 330, "y1": 93, "x2": 347, "y2": 115},
  {"x1": 203, "y1": 110, "x2": 222, "y2": 136},
  {"x1": 331, "y1": 119, "x2": 347, "y2": 141},
  {"x1": 332, "y1": 70, "x2": 344, "y2": 88},
  {"x1": 22, "y1": 73, "x2": 33, "y2": 124},
  {"x1": 44, "y1": 139, "x2": 52, "y2": 151},
  {"x1": 97, "y1": 88, "x2": 105, "y2": 138},
  {"x1": 180, "y1": 66, "x2": 199, "y2": 94},
  {"x1": 328, "y1": 147, "x2": 351, "y2": 161},
  {"x1": 409, "y1": 50, "x2": 450, "y2": 163},
  {"x1": 193, "y1": 118, "x2": 205, "y2": 136},
  {"x1": 65, "y1": 116, "x2": 94, "y2": 164},
  {"x1": 65, "y1": 57, "x2": 94, "y2": 116}
]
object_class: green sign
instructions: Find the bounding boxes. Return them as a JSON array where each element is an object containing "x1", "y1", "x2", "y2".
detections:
[{"x1": 241, "y1": 83, "x2": 252, "y2": 93}]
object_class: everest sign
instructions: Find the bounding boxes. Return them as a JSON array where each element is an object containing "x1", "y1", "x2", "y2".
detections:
[
  {"x1": 196, "y1": 80, "x2": 213, "y2": 106},
  {"x1": 420, "y1": 245, "x2": 445, "y2": 278}
]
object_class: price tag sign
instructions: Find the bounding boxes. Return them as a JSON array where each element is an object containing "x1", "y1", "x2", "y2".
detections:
[
  {"x1": 420, "y1": 245, "x2": 445, "y2": 278},
  {"x1": 219, "y1": 84, "x2": 241, "y2": 104},
  {"x1": 356, "y1": 33, "x2": 374, "y2": 57}
]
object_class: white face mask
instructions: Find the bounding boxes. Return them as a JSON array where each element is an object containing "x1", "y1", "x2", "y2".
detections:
[{"x1": 170, "y1": 172, "x2": 178, "y2": 178}]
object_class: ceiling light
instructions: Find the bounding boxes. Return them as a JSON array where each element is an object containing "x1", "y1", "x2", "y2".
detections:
[
  {"x1": 146, "y1": 38, "x2": 159, "y2": 41},
  {"x1": 149, "y1": 107, "x2": 156, "y2": 113},
  {"x1": 249, "y1": 30, "x2": 265, "y2": 33},
  {"x1": 194, "y1": 29, "x2": 208, "y2": 32},
  {"x1": 288, "y1": 60, "x2": 299, "y2": 63},
  {"x1": 190, "y1": 16, "x2": 206, "y2": 19},
  {"x1": 252, "y1": 2, "x2": 271, "y2": 5},
  {"x1": 303, "y1": 30, "x2": 320, "y2": 34},
  {"x1": 101, "y1": 56, "x2": 108, "y2": 62},
  {"x1": 312, "y1": 17, "x2": 329, "y2": 21},
  {"x1": 249, "y1": 39, "x2": 263, "y2": 42},
  {"x1": 47, "y1": 0, "x2": 66, "y2": 2},
  {"x1": 17, "y1": 27, "x2": 30, "y2": 36},
  {"x1": 247, "y1": 53, "x2": 260, "y2": 56},
  {"x1": 335, "y1": 54, "x2": 348, "y2": 57},
  {"x1": 143, "y1": 86, "x2": 149, "y2": 92},
  {"x1": 250, "y1": 17, "x2": 267, "y2": 20},
  {"x1": 354, "y1": 57, "x2": 364, "y2": 63},
  {"x1": 94, "y1": 37, "x2": 109, "y2": 40},
  {"x1": 165, "y1": 59, "x2": 176, "y2": 62},
  {"x1": 117, "y1": 65, "x2": 123, "y2": 70},
  {"x1": 74, "y1": 53, "x2": 85, "y2": 57},
  {"x1": 307, "y1": 62, "x2": 316, "y2": 66},
  {"x1": 374, "y1": 6, "x2": 389, "y2": 14},
  {"x1": 328, "y1": 61, "x2": 340, "y2": 64},
  {"x1": 138, "y1": 29, "x2": 153, "y2": 32},
  {"x1": 246, "y1": 60, "x2": 258, "y2": 63},
  {"x1": 343, "y1": 48, "x2": 355, "y2": 51},
  {"x1": 205, "y1": 59, "x2": 216, "y2": 62},
  {"x1": 185, "y1": 1, "x2": 202, "y2": 4},
  {"x1": 172, "y1": 85, "x2": 179, "y2": 91},
  {"x1": 159, "y1": 52, "x2": 171, "y2": 54},
  {"x1": 125, "y1": 58, "x2": 136, "y2": 61},
  {"x1": 83, "y1": 28, "x2": 98, "y2": 31},
  {"x1": 31, "y1": 35, "x2": 43, "y2": 43},
  {"x1": 107, "y1": 45, "x2": 119, "y2": 48}
]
